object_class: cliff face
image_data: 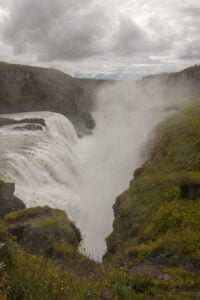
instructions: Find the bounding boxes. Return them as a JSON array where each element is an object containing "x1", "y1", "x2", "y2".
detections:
[
  {"x1": 106, "y1": 105, "x2": 200, "y2": 256},
  {"x1": 141, "y1": 65, "x2": 200, "y2": 104},
  {"x1": 0, "y1": 61, "x2": 96, "y2": 136}
]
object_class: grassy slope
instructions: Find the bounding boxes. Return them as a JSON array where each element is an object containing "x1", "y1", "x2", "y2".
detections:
[
  {"x1": 106, "y1": 105, "x2": 200, "y2": 257},
  {"x1": 104, "y1": 104, "x2": 200, "y2": 298}
]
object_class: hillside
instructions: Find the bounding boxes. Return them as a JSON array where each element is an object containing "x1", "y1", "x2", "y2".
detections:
[{"x1": 104, "y1": 104, "x2": 200, "y2": 298}]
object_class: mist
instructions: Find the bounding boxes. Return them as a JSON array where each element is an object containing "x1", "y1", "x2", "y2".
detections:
[{"x1": 77, "y1": 78, "x2": 190, "y2": 260}]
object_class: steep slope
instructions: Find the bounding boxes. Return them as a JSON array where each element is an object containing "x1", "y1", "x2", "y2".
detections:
[{"x1": 104, "y1": 104, "x2": 200, "y2": 298}]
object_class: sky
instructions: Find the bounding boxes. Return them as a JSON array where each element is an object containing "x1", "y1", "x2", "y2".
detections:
[{"x1": 0, "y1": 0, "x2": 199, "y2": 79}]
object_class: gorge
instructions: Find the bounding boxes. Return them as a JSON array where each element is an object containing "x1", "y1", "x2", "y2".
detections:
[{"x1": 0, "y1": 62, "x2": 200, "y2": 299}]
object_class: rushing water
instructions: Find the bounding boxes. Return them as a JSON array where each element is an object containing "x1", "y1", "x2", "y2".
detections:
[{"x1": 0, "y1": 111, "x2": 84, "y2": 220}]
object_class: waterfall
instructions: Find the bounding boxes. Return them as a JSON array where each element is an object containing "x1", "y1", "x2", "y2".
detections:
[{"x1": 0, "y1": 111, "x2": 84, "y2": 221}]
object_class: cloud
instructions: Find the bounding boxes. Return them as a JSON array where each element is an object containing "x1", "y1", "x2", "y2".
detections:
[
  {"x1": 111, "y1": 15, "x2": 148, "y2": 56},
  {"x1": 2, "y1": 0, "x2": 112, "y2": 60},
  {"x1": 0, "y1": 0, "x2": 199, "y2": 78},
  {"x1": 0, "y1": 0, "x2": 175, "y2": 61}
]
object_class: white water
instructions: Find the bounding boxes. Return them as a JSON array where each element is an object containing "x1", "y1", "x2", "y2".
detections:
[
  {"x1": 0, "y1": 111, "x2": 84, "y2": 221},
  {"x1": 0, "y1": 83, "x2": 183, "y2": 260}
]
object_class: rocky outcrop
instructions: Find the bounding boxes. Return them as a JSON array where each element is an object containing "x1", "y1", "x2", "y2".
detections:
[
  {"x1": 4, "y1": 206, "x2": 81, "y2": 258},
  {"x1": 4, "y1": 206, "x2": 100, "y2": 277},
  {"x1": 0, "y1": 180, "x2": 25, "y2": 218},
  {"x1": 3, "y1": 205, "x2": 99, "y2": 275}
]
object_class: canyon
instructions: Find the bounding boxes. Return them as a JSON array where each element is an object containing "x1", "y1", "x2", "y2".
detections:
[{"x1": 0, "y1": 62, "x2": 200, "y2": 299}]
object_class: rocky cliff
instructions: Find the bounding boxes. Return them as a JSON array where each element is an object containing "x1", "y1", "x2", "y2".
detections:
[
  {"x1": 0, "y1": 61, "x2": 98, "y2": 136},
  {"x1": 141, "y1": 65, "x2": 200, "y2": 104}
]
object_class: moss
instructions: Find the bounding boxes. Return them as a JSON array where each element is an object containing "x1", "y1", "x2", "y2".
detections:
[
  {"x1": 38, "y1": 213, "x2": 81, "y2": 247},
  {"x1": 4, "y1": 206, "x2": 52, "y2": 224}
]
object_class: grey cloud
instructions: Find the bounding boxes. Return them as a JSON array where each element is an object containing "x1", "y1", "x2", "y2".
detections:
[
  {"x1": 1, "y1": 0, "x2": 177, "y2": 62},
  {"x1": 175, "y1": 4, "x2": 200, "y2": 60},
  {"x1": 181, "y1": 4, "x2": 200, "y2": 18},
  {"x1": 111, "y1": 16, "x2": 148, "y2": 56},
  {"x1": 3, "y1": 0, "x2": 110, "y2": 60},
  {"x1": 111, "y1": 15, "x2": 173, "y2": 57}
]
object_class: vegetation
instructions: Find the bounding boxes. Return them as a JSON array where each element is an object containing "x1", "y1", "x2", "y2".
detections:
[{"x1": 104, "y1": 104, "x2": 200, "y2": 298}]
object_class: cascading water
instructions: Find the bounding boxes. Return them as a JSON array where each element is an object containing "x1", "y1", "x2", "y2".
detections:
[
  {"x1": 0, "y1": 82, "x2": 184, "y2": 260},
  {"x1": 0, "y1": 111, "x2": 84, "y2": 220}
]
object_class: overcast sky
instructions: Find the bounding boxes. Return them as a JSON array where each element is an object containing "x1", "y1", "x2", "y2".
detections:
[{"x1": 0, "y1": 0, "x2": 199, "y2": 79}]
